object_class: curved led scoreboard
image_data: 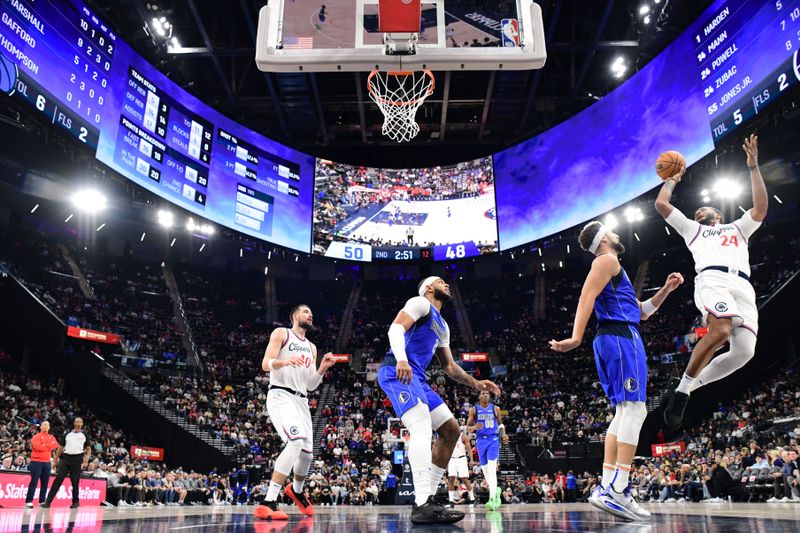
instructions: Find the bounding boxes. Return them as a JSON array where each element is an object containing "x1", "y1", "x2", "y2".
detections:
[
  {"x1": 0, "y1": 0, "x2": 798, "y2": 261},
  {"x1": 0, "y1": 0, "x2": 314, "y2": 253}
]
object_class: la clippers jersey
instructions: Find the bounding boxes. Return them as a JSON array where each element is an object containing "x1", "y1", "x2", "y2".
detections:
[
  {"x1": 387, "y1": 303, "x2": 448, "y2": 376},
  {"x1": 451, "y1": 432, "x2": 467, "y2": 458},
  {"x1": 476, "y1": 403, "x2": 498, "y2": 437},
  {"x1": 594, "y1": 266, "x2": 640, "y2": 325},
  {"x1": 667, "y1": 209, "x2": 761, "y2": 277},
  {"x1": 270, "y1": 328, "x2": 315, "y2": 394}
]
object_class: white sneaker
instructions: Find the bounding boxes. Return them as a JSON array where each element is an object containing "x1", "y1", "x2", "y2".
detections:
[
  {"x1": 588, "y1": 485, "x2": 607, "y2": 512},
  {"x1": 610, "y1": 487, "x2": 651, "y2": 521},
  {"x1": 665, "y1": 498, "x2": 677, "y2": 503},
  {"x1": 595, "y1": 488, "x2": 641, "y2": 521},
  {"x1": 780, "y1": 497, "x2": 790, "y2": 502},
  {"x1": 25, "y1": 503, "x2": 33, "y2": 509},
  {"x1": 767, "y1": 497, "x2": 779, "y2": 503}
]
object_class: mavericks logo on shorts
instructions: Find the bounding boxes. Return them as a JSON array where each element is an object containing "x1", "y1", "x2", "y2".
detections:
[
  {"x1": 715, "y1": 302, "x2": 728, "y2": 313},
  {"x1": 398, "y1": 392, "x2": 410, "y2": 404},
  {"x1": 624, "y1": 377, "x2": 638, "y2": 393}
]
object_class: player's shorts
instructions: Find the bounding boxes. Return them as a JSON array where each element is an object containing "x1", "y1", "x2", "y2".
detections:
[
  {"x1": 448, "y1": 456, "x2": 469, "y2": 478},
  {"x1": 378, "y1": 366, "x2": 445, "y2": 419},
  {"x1": 694, "y1": 270, "x2": 758, "y2": 335},
  {"x1": 592, "y1": 324, "x2": 647, "y2": 406},
  {"x1": 266, "y1": 388, "x2": 313, "y2": 452},
  {"x1": 476, "y1": 435, "x2": 499, "y2": 464}
]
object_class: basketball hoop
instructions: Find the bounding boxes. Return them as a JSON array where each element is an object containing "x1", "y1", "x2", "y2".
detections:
[{"x1": 367, "y1": 69, "x2": 435, "y2": 143}]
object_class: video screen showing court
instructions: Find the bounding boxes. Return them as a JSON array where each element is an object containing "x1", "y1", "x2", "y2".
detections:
[{"x1": 313, "y1": 157, "x2": 498, "y2": 257}]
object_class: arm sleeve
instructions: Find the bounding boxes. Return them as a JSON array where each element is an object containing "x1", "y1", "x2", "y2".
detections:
[
  {"x1": 400, "y1": 296, "x2": 431, "y2": 321},
  {"x1": 665, "y1": 207, "x2": 701, "y2": 242},
  {"x1": 733, "y1": 209, "x2": 762, "y2": 241},
  {"x1": 436, "y1": 321, "x2": 451, "y2": 349}
]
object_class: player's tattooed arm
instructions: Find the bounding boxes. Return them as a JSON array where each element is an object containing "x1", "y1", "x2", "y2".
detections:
[
  {"x1": 436, "y1": 347, "x2": 502, "y2": 395},
  {"x1": 654, "y1": 168, "x2": 685, "y2": 219}
]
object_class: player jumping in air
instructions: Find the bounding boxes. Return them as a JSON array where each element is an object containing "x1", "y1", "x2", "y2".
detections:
[
  {"x1": 258, "y1": 305, "x2": 337, "y2": 520},
  {"x1": 466, "y1": 391, "x2": 509, "y2": 511},
  {"x1": 446, "y1": 429, "x2": 475, "y2": 505},
  {"x1": 550, "y1": 225, "x2": 683, "y2": 521},
  {"x1": 655, "y1": 134, "x2": 767, "y2": 431},
  {"x1": 378, "y1": 276, "x2": 501, "y2": 525}
]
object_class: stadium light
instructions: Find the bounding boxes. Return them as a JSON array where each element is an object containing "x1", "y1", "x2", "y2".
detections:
[
  {"x1": 65, "y1": 213, "x2": 74, "y2": 223},
  {"x1": 639, "y1": 5, "x2": 650, "y2": 15},
  {"x1": 199, "y1": 243, "x2": 206, "y2": 252},
  {"x1": 96, "y1": 223, "x2": 106, "y2": 232},
  {"x1": 643, "y1": 15, "x2": 651, "y2": 24},
  {"x1": 140, "y1": 232, "x2": 146, "y2": 242},
  {"x1": 70, "y1": 189, "x2": 107, "y2": 213},
  {"x1": 610, "y1": 57, "x2": 627, "y2": 78},
  {"x1": 170, "y1": 237, "x2": 176, "y2": 247},
  {"x1": 158, "y1": 210, "x2": 174, "y2": 228},
  {"x1": 186, "y1": 217, "x2": 214, "y2": 235},
  {"x1": 624, "y1": 207, "x2": 644, "y2": 223},
  {"x1": 634, "y1": 232, "x2": 640, "y2": 242},
  {"x1": 713, "y1": 178, "x2": 743, "y2": 199},
  {"x1": 30, "y1": 204, "x2": 39, "y2": 213},
  {"x1": 774, "y1": 194, "x2": 783, "y2": 204},
  {"x1": 604, "y1": 214, "x2": 619, "y2": 230}
]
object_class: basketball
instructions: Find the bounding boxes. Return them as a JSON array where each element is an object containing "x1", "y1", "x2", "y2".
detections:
[
  {"x1": 655, "y1": 150, "x2": 686, "y2": 180},
  {"x1": 254, "y1": 505, "x2": 269, "y2": 520}
]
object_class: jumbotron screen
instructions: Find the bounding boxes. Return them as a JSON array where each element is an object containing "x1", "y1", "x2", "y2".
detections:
[{"x1": 312, "y1": 157, "x2": 498, "y2": 262}]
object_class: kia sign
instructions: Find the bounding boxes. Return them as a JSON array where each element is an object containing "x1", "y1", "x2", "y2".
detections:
[
  {"x1": 651, "y1": 440, "x2": 687, "y2": 457},
  {"x1": 66, "y1": 326, "x2": 120, "y2": 345},
  {"x1": 461, "y1": 352, "x2": 488, "y2": 363},
  {"x1": 131, "y1": 445, "x2": 165, "y2": 462},
  {"x1": 0, "y1": 472, "x2": 106, "y2": 508}
]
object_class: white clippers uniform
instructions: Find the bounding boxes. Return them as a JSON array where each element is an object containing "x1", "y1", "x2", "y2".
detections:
[
  {"x1": 266, "y1": 328, "x2": 316, "y2": 451},
  {"x1": 665, "y1": 208, "x2": 761, "y2": 334},
  {"x1": 448, "y1": 433, "x2": 470, "y2": 479}
]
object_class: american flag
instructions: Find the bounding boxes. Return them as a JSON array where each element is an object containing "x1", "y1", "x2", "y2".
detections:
[{"x1": 283, "y1": 36, "x2": 314, "y2": 50}]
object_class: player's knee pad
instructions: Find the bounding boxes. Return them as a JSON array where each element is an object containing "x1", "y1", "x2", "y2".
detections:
[
  {"x1": 293, "y1": 449, "x2": 313, "y2": 478},
  {"x1": 606, "y1": 403, "x2": 624, "y2": 437},
  {"x1": 729, "y1": 329, "x2": 757, "y2": 368},
  {"x1": 401, "y1": 402, "x2": 433, "y2": 439},
  {"x1": 274, "y1": 438, "x2": 305, "y2": 475},
  {"x1": 616, "y1": 401, "x2": 647, "y2": 445}
]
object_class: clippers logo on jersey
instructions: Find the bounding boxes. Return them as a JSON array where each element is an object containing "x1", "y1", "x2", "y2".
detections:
[
  {"x1": 715, "y1": 302, "x2": 728, "y2": 313},
  {"x1": 288, "y1": 342, "x2": 313, "y2": 355},
  {"x1": 624, "y1": 377, "x2": 638, "y2": 393},
  {"x1": 289, "y1": 426, "x2": 299, "y2": 436}
]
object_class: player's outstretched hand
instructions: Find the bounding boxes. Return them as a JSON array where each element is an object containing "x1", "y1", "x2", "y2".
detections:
[
  {"x1": 743, "y1": 133, "x2": 758, "y2": 167},
  {"x1": 396, "y1": 360, "x2": 413, "y2": 385},
  {"x1": 319, "y1": 352, "x2": 337, "y2": 371},
  {"x1": 664, "y1": 272, "x2": 684, "y2": 291},
  {"x1": 549, "y1": 337, "x2": 581, "y2": 353},
  {"x1": 667, "y1": 167, "x2": 685, "y2": 183},
  {"x1": 476, "y1": 380, "x2": 501, "y2": 396}
]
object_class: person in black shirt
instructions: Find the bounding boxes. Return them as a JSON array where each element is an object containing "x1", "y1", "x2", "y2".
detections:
[{"x1": 41, "y1": 418, "x2": 91, "y2": 509}]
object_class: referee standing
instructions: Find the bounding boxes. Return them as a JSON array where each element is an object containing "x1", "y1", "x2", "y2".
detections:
[{"x1": 41, "y1": 417, "x2": 91, "y2": 509}]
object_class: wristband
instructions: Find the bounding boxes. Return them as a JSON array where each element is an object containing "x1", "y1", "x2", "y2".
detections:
[
  {"x1": 748, "y1": 164, "x2": 758, "y2": 170},
  {"x1": 641, "y1": 298, "x2": 659, "y2": 316},
  {"x1": 267, "y1": 359, "x2": 275, "y2": 371}
]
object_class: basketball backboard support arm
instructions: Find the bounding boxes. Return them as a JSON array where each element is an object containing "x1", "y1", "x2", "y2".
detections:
[{"x1": 255, "y1": 0, "x2": 546, "y2": 72}]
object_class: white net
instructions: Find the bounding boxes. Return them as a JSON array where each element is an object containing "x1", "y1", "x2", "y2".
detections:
[{"x1": 367, "y1": 70, "x2": 435, "y2": 143}]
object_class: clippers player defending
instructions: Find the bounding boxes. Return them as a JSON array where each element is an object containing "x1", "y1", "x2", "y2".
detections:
[
  {"x1": 446, "y1": 430, "x2": 475, "y2": 505},
  {"x1": 378, "y1": 276, "x2": 501, "y2": 525},
  {"x1": 655, "y1": 134, "x2": 767, "y2": 430},
  {"x1": 466, "y1": 391, "x2": 509, "y2": 511},
  {"x1": 258, "y1": 304, "x2": 336, "y2": 520},
  {"x1": 550, "y1": 224, "x2": 683, "y2": 521}
]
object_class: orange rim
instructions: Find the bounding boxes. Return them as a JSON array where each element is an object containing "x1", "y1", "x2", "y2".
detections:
[{"x1": 367, "y1": 69, "x2": 435, "y2": 107}]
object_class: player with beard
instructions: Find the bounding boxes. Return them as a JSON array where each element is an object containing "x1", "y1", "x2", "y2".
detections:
[
  {"x1": 655, "y1": 134, "x2": 767, "y2": 431},
  {"x1": 551, "y1": 225, "x2": 683, "y2": 521},
  {"x1": 257, "y1": 304, "x2": 336, "y2": 520},
  {"x1": 378, "y1": 276, "x2": 501, "y2": 525}
]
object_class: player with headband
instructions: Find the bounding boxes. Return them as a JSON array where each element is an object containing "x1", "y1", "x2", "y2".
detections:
[
  {"x1": 550, "y1": 223, "x2": 683, "y2": 521},
  {"x1": 378, "y1": 276, "x2": 501, "y2": 525}
]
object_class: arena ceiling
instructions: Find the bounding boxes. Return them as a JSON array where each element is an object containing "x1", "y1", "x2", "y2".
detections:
[{"x1": 86, "y1": 1, "x2": 711, "y2": 165}]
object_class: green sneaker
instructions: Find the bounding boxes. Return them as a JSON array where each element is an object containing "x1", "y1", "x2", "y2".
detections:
[{"x1": 485, "y1": 493, "x2": 501, "y2": 511}]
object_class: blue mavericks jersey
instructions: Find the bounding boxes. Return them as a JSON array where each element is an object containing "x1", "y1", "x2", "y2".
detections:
[
  {"x1": 388, "y1": 303, "x2": 448, "y2": 377},
  {"x1": 593, "y1": 267, "x2": 640, "y2": 325},
  {"x1": 476, "y1": 403, "x2": 498, "y2": 437}
]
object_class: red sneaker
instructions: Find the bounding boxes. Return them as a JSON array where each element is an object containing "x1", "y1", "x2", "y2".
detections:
[
  {"x1": 285, "y1": 485, "x2": 315, "y2": 516},
  {"x1": 255, "y1": 501, "x2": 288, "y2": 520}
]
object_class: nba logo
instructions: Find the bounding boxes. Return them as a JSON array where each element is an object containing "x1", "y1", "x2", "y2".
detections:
[{"x1": 501, "y1": 19, "x2": 519, "y2": 47}]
